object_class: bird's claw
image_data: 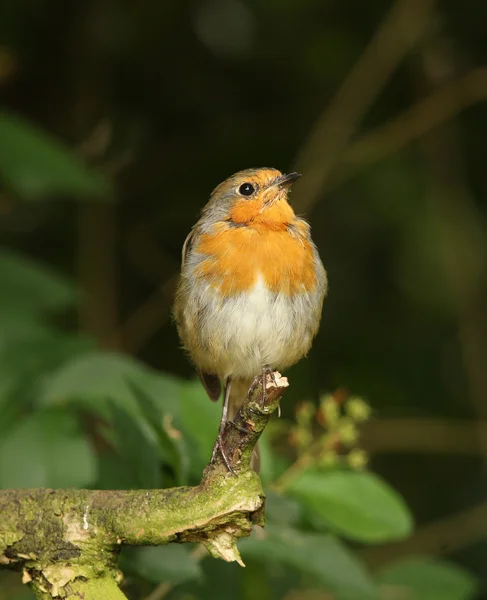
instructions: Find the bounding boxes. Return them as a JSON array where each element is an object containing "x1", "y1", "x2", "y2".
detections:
[{"x1": 211, "y1": 433, "x2": 237, "y2": 475}]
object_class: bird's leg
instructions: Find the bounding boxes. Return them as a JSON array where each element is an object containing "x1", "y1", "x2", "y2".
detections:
[{"x1": 211, "y1": 377, "x2": 236, "y2": 474}]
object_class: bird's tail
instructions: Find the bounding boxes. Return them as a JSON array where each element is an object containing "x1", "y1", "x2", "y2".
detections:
[{"x1": 229, "y1": 378, "x2": 260, "y2": 472}]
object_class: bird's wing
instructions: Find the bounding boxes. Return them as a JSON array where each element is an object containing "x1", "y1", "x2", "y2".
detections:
[
  {"x1": 181, "y1": 226, "x2": 222, "y2": 402},
  {"x1": 199, "y1": 371, "x2": 221, "y2": 402},
  {"x1": 181, "y1": 227, "x2": 196, "y2": 268}
]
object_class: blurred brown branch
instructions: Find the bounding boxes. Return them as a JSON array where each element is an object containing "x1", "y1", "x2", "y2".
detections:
[
  {"x1": 112, "y1": 276, "x2": 177, "y2": 353},
  {"x1": 293, "y1": 0, "x2": 437, "y2": 213},
  {"x1": 117, "y1": 0, "x2": 440, "y2": 354},
  {"x1": 362, "y1": 418, "x2": 487, "y2": 456},
  {"x1": 78, "y1": 202, "x2": 121, "y2": 350},
  {"x1": 415, "y1": 30, "x2": 487, "y2": 457},
  {"x1": 362, "y1": 499, "x2": 487, "y2": 568},
  {"x1": 338, "y1": 66, "x2": 487, "y2": 182},
  {"x1": 125, "y1": 221, "x2": 178, "y2": 287},
  {"x1": 75, "y1": 120, "x2": 112, "y2": 160},
  {"x1": 109, "y1": 221, "x2": 179, "y2": 352}
]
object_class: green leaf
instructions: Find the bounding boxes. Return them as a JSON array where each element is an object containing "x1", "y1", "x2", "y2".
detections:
[
  {"x1": 239, "y1": 525, "x2": 379, "y2": 600},
  {"x1": 0, "y1": 329, "x2": 94, "y2": 426},
  {"x1": 39, "y1": 351, "x2": 180, "y2": 421},
  {"x1": 0, "y1": 315, "x2": 51, "y2": 343},
  {"x1": 285, "y1": 470, "x2": 413, "y2": 543},
  {"x1": 109, "y1": 402, "x2": 161, "y2": 489},
  {"x1": 257, "y1": 429, "x2": 280, "y2": 486},
  {"x1": 178, "y1": 379, "x2": 220, "y2": 475},
  {"x1": 0, "y1": 111, "x2": 112, "y2": 200},
  {"x1": 11, "y1": 592, "x2": 36, "y2": 600},
  {"x1": 376, "y1": 557, "x2": 478, "y2": 600},
  {"x1": 0, "y1": 249, "x2": 77, "y2": 315},
  {"x1": 0, "y1": 330, "x2": 94, "y2": 391},
  {"x1": 121, "y1": 545, "x2": 202, "y2": 585},
  {"x1": 0, "y1": 409, "x2": 97, "y2": 488},
  {"x1": 133, "y1": 369, "x2": 183, "y2": 423},
  {"x1": 38, "y1": 351, "x2": 188, "y2": 480},
  {"x1": 95, "y1": 452, "x2": 144, "y2": 490},
  {"x1": 129, "y1": 382, "x2": 189, "y2": 485},
  {"x1": 265, "y1": 490, "x2": 302, "y2": 526}
]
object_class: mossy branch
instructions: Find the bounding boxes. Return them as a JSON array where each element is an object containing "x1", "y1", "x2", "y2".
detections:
[{"x1": 0, "y1": 372, "x2": 288, "y2": 599}]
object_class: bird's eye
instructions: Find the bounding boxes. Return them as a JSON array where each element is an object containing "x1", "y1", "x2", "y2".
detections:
[{"x1": 238, "y1": 182, "x2": 255, "y2": 196}]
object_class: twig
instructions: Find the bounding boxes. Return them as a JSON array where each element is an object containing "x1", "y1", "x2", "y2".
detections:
[
  {"x1": 271, "y1": 431, "x2": 341, "y2": 493},
  {"x1": 75, "y1": 120, "x2": 112, "y2": 160},
  {"x1": 293, "y1": 0, "x2": 437, "y2": 213},
  {"x1": 144, "y1": 582, "x2": 171, "y2": 600},
  {"x1": 271, "y1": 452, "x2": 315, "y2": 494}
]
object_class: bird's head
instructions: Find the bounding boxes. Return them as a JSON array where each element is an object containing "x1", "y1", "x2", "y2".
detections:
[{"x1": 207, "y1": 167, "x2": 301, "y2": 228}]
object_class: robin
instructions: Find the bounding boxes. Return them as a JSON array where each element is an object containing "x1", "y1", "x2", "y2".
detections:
[{"x1": 173, "y1": 167, "x2": 327, "y2": 471}]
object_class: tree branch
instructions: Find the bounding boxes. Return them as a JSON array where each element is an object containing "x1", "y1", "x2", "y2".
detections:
[
  {"x1": 0, "y1": 372, "x2": 288, "y2": 599},
  {"x1": 361, "y1": 417, "x2": 487, "y2": 456},
  {"x1": 293, "y1": 0, "x2": 437, "y2": 213},
  {"x1": 337, "y1": 67, "x2": 487, "y2": 183}
]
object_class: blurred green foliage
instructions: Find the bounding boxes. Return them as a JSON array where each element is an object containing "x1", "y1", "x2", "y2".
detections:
[
  {"x1": 1, "y1": 0, "x2": 487, "y2": 599},
  {"x1": 0, "y1": 144, "x2": 476, "y2": 595},
  {"x1": 0, "y1": 112, "x2": 112, "y2": 201}
]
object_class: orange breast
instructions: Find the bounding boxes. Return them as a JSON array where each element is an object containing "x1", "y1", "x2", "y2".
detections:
[
  {"x1": 194, "y1": 221, "x2": 317, "y2": 296},
  {"x1": 229, "y1": 196, "x2": 296, "y2": 227}
]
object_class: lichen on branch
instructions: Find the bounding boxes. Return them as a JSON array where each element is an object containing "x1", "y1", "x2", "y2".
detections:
[{"x1": 0, "y1": 371, "x2": 288, "y2": 599}]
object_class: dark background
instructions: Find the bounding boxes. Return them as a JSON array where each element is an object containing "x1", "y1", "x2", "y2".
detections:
[{"x1": 1, "y1": 0, "x2": 487, "y2": 599}]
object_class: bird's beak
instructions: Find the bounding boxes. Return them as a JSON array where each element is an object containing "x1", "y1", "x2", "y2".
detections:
[
  {"x1": 262, "y1": 172, "x2": 301, "y2": 209},
  {"x1": 272, "y1": 172, "x2": 301, "y2": 188}
]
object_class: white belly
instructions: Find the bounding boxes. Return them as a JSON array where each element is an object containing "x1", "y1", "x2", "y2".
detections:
[{"x1": 182, "y1": 275, "x2": 317, "y2": 380}]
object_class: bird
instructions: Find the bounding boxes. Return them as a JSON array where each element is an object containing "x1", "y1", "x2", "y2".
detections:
[{"x1": 173, "y1": 167, "x2": 327, "y2": 471}]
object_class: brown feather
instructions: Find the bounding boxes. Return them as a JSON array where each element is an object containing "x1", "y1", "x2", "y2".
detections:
[{"x1": 199, "y1": 371, "x2": 221, "y2": 402}]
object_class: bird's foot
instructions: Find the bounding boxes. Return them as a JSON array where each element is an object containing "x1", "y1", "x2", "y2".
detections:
[
  {"x1": 229, "y1": 420, "x2": 250, "y2": 434},
  {"x1": 211, "y1": 433, "x2": 236, "y2": 475}
]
